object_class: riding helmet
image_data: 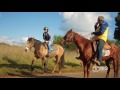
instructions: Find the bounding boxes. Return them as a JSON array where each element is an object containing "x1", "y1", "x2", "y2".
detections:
[{"x1": 44, "y1": 27, "x2": 48, "y2": 30}]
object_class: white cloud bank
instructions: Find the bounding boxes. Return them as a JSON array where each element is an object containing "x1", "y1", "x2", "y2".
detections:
[
  {"x1": 0, "y1": 36, "x2": 28, "y2": 46},
  {"x1": 59, "y1": 12, "x2": 113, "y2": 39}
]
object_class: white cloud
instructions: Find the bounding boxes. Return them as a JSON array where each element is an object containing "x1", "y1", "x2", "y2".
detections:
[
  {"x1": 0, "y1": 36, "x2": 28, "y2": 46},
  {"x1": 21, "y1": 37, "x2": 28, "y2": 42},
  {"x1": 59, "y1": 12, "x2": 113, "y2": 37},
  {"x1": 108, "y1": 29, "x2": 112, "y2": 36}
]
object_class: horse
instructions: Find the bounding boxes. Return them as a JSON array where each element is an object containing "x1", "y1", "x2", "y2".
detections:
[
  {"x1": 25, "y1": 37, "x2": 64, "y2": 74},
  {"x1": 61, "y1": 29, "x2": 120, "y2": 78}
]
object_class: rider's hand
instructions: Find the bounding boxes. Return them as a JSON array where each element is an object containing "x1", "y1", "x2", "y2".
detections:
[
  {"x1": 91, "y1": 32, "x2": 94, "y2": 35},
  {"x1": 95, "y1": 22, "x2": 99, "y2": 26}
]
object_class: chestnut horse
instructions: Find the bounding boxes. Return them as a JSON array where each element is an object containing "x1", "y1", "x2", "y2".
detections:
[
  {"x1": 61, "y1": 29, "x2": 120, "y2": 78},
  {"x1": 25, "y1": 37, "x2": 64, "y2": 74}
]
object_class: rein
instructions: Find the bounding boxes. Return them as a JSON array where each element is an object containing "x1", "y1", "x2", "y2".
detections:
[{"x1": 82, "y1": 33, "x2": 92, "y2": 38}]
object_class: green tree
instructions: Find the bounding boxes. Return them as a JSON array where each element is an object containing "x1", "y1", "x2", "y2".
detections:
[
  {"x1": 107, "y1": 39, "x2": 120, "y2": 48},
  {"x1": 114, "y1": 12, "x2": 120, "y2": 41},
  {"x1": 114, "y1": 40, "x2": 120, "y2": 48},
  {"x1": 53, "y1": 35, "x2": 77, "y2": 51},
  {"x1": 53, "y1": 35, "x2": 63, "y2": 45}
]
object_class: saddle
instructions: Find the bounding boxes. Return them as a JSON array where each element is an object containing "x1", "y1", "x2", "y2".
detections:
[
  {"x1": 92, "y1": 41, "x2": 111, "y2": 53},
  {"x1": 43, "y1": 42, "x2": 48, "y2": 49}
]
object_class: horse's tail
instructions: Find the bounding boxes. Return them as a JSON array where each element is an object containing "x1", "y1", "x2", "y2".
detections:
[
  {"x1": 118, "y1": 49, "x2": 120, "y2": 75},
  {"x1": 118, "y1": 48, "x2": 120, "y2": 63},
  {"x1": 118, "y1": 48, "x2": 120, "y2": 62},
  {"x1": 60, "y1": 52, "x2": 65, "y2": 68},
  {"x1": 116, "y1": 48, "x2": 120, "y2": 77}
]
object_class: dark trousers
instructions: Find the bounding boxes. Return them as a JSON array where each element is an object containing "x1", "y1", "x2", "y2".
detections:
[{"x1": 95, "y1": 39, "x2": 105, "y2": 62}]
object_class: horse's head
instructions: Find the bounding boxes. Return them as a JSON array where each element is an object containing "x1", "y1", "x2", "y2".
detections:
[
  {"x1": 61, "y1": 29, "x2": 75, "y2": 45},
  {"x1": 25, "y1": 37, "x2": 34, "y2": 52}
]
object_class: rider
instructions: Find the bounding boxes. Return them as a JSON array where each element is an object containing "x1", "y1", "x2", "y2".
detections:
[
  {"x1": 43, "y1": 27, "x2": 52, "y2": 57},
  {"x1": 91, "y1": 16, "x2": 109, "y2": 66}
]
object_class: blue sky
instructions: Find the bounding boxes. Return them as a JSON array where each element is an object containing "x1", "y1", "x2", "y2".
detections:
[
  {"x1": 0, "y1": 12, "x2": 118, "y2": 45},
  {"x1": 0, "y1": 12, "x2": 64, "y2": 40}
]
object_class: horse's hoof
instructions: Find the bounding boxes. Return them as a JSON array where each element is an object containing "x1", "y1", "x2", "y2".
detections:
[
  {"x1": 43, "y1": 72, "x2": 46, "y2": 75},
  {"x1": 43, "y1": 72, "x2": 47, "y2": 74},
  {"x1": 59, "y1": 71, "x2": 62, "y2": 74},
  {"x1": 44, "y1": 69, "x2": 48, "y2": 73},
  {"x1": 31, "y1": 68, "x2": 34, "y2": 71},
  {"x1": 76, "y1": 57, "x2": 80, "y2": 60},
  {"x1": 51, "y1": 71, "x2": 54, "y2": 74},
  {"x1": 106, "y1": 74, "x2": 109, "y2": 78},
  {"x1": 31, "y1": 70, "x2": 34, "y2": 74}
]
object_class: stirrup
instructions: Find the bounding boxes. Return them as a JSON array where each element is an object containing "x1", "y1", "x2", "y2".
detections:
[
  {"x1": 92, "y1": 57, "x2": 97, "y2": 61},
  {"x1": 94, "y1": 60, "x2": 101, "y2": 66},
  {"x1": 76, "y1": 57, "x2": 80, "y2": 59},
  {"x1": 46, "y1": 54, "x2": 50, "y2": 57}
]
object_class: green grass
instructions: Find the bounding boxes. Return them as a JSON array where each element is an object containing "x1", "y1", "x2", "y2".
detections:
[{"x1": 0, "y1": 44, "x2": 113, "y2": 77}]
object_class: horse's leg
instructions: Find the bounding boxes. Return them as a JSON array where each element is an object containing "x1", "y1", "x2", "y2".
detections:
[
  {"x1": 52, "y1": 56, "x2": 59, "y2": 74},
  {"x1": 43, "y1": 57, "x2": 47, "y2": 73},
  {"x1": 105, "y1": 59, "x2": 111, "y2": 78},
  {"x1": 87, "y1": 62, "x2": 91, "y2": 78},
  {"x1": 58, "y1": 60, "x2": 62, "y2": 74},
  {"x1": 83, "y1": 62, "x2": 87, "y2": 78},
  {"x1": 113, "y1": 58, "x2": 118, "y2": 78},
  {"x1": 31, "y1": 56, "x2": 37, "y2": 72}
]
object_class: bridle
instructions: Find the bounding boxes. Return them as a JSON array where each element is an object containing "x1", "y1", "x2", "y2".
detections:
[
  {"x1": 65, "y1": 32, "x2": 93, "y2": 45},
  {"x1": 66, "y1": 33, "x2": 75, "y2": 42},
  {"x1": 25, "y1": 40, "x2": 34, "y2": 52}
]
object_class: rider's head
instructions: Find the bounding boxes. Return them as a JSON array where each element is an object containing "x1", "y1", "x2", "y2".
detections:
[
  {"x1": 44, "y1": 27, "x2": 48, "y2": 32},
  {"x1": 98, "y1": 16, "x2": 104, "y2": 24}
]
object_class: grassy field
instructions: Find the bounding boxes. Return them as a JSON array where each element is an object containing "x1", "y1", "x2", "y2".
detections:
[{"x1": 0, "y1": 43, "x2": 113, "y2": 77}]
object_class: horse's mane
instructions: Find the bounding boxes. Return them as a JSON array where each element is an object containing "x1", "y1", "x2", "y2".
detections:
[
  {"x1": 74, "y1": 32, "x2": 91, "y2": 43},
  {"x1": 33, "y1": 38, "x2": 47, "y2": 48},
  {"x1": 34, "y1": 38, "x2": 42, "y2": 44}
]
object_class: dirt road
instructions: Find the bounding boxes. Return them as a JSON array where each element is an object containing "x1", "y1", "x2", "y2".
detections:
[
  {"x1": 32, "y1": 69, "x2": 120, "y2": 78},
  {"x1": 0, "y1": 68, "x2": 120, "y2": 78}
]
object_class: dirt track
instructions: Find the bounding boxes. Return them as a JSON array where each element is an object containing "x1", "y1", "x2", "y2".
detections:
[{"x1": 0, "y1": 68, "x2": 120, "y2": 78}]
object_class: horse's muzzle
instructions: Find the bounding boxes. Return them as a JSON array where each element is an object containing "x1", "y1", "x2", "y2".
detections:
[
  {"x1": 25, "y1": 49, "x2": 27, "y2": 52},
  {"x1": 25, "y1": 47, "x2": 29, "y2": 52}
]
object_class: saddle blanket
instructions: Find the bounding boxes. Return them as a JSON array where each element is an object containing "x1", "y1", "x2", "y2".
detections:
[{"x1": 102, "y1": 49, "x2": 110, "y2": 56}]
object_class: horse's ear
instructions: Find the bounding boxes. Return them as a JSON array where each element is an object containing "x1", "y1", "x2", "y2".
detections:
[
  {"x1": 70, "y1": 29, "x2": 73, "y2": 32},
  {"x1": 32, "y1": 37, "x2": 34, "y2": 39}
]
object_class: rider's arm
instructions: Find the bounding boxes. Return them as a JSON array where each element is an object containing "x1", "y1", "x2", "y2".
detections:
[
  {"x1": 93, "y1": 22, "x2": 108, "y2": 35},
  {"x1": 48, "y1": 33, "x2": 51, "y2": 41},
  {"x1": 94, "y1": 25, "x2": 98, "y2": 31},
  {"x1": 94, "y1": 22, "x2": 99, "y2": 31},
  {"x1": 43, "y1": 33, "x2": 46, "y2": 41}
]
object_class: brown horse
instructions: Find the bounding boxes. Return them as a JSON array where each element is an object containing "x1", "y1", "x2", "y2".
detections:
[
  {"x1": 25, "y1": 37, "x2": 64, "y2": 74},
  {"x1": 61, "y1": 29, "x2": 120, "y2": 78}
]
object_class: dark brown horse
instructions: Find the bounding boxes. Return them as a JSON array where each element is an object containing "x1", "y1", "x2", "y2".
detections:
[
  {"x1": 61, "y1": 29, "x2": 120, "y2": 78},
  {"x1": 25, "y1": 37, "x2": 64, "y2": 74}
]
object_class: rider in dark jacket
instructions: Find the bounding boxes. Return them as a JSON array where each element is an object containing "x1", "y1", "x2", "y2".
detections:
[{"x1": 43, "y1": 27, "x2": 51, "y2": 57}]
